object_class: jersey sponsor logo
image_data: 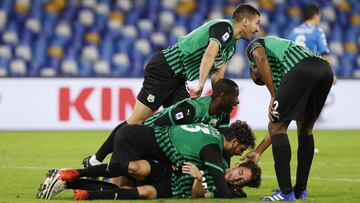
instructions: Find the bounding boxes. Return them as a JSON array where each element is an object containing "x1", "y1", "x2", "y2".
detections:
[
  {"x1": 147, "y1": 94, "x2": 155, "y2": 103},
  {"x1": 221, "y1": 32, "x2": 230, "y2": 42},
  {"x1": 175, "y1": 112, "x2": 184, "y2": 120}
]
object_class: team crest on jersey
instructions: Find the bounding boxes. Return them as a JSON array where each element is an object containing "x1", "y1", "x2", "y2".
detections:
[
  {"x1": 221, "y1": 32, "x2": 229, "y2": 42},
  {"x1": 147, "y1": 94, "x2": 155, "y2": 103},
  {"x1": 175, "y1": 112, "x2": 184, "y2": 120}
]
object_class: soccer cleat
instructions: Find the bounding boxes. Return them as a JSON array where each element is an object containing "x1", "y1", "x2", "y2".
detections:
[
  {"x1": 36, "y1": 169, "x2": 58, "y2": 199},
  {"x1": 260, "y1": 190, "x2": 296, "y2": 201},
  {"x1": 59, "y1": 169, "x2": 80, "y2": 181},
  {"x1": 74, "y1": 189, "x2": 89, "y2": 200},
  {"x1": 272, "y1": 188, "x2": 308, "y2": 200},
  {"x1": 37, "y1": 169, "x2": 67, "y2": 199},
  {"x1": 295, "y1": 190, "x2": 308, "y2": 200}
]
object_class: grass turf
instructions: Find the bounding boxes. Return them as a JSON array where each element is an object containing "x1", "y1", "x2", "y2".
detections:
[{"x1": 0, "y1": 130, "x2": 359, "y2": 202}]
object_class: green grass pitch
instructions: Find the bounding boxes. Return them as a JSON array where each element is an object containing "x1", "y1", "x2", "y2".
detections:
[{"x1": 0, "y1": 130, "x2": 359, "y2": 203}]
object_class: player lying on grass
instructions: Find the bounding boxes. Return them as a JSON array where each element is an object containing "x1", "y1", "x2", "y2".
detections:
[
  {"x1": 37, "y1": 160, "x2": 261, "y2": 200},
  {"x1": 83, "y1": 78, "x2": 240, "y2": 168},
  {"x1": 38, "y1": 121, "x2": 257, "y2": 199}
]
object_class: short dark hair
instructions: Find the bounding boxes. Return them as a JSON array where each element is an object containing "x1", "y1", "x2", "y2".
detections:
[
  {"x1": 239, "y1": 161, "x2": 262, "y2": 188},
  {"x1": 220, "y1": 120, "x2": 256, "y2": 150},
  {"x1": 303, "y1": 4, "x2": 320, "y2": 21},
  {"x1": 212, "y1": 78, "x2": 238, "y2": 98},
  {"x1": 232, "y1": 4, "x2": 260, "y2": 22}
]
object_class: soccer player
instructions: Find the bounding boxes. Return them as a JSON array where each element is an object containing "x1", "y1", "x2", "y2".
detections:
[
  {"x1": 106, "y1": 3, "x2": 260, "y2": 140},
  {"x1": 288, "y1": 4, "x2": 336, "y2": 84},
  {"x1": 84, "y1": 78, "x2": 239, "y2": 167},
  {"x1": 37, "y1": 160, "x2": 261, "y2": 200},
  {"x1": 245, "y1": 36, "x2": 333, "y2": 201},
  {"x1": 38, "y1": 121, "x2": 256, "y2": 199}
]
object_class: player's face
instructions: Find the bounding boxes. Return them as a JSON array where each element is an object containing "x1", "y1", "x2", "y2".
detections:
[
  {"x1": 243, "y1": 15, "x2": 260, "y2": 40},
  {"x1": 221, "y1": 88, "x2": 239, "y2": 113},
  {"x1": 225, "y1": 166, "x2": 252, "y2": 186}
]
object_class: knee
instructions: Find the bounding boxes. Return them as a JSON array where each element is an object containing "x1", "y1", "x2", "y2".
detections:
[
  {"x1": 268, "y1": 122, "x2": 288, "y2": 135},
  {"x1": 128, "y1": 162, "x2": 141, "y2": 174},
  {"x1": 137, "y1": 186, "x2": 157, "y2": 199}
]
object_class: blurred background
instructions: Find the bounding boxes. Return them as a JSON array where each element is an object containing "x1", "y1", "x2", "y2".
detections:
[{"x1": 0, "y1": 0, "x2": 359, "y2": 78}]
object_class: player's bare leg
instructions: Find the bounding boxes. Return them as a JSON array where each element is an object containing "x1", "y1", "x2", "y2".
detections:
[{"x1": 126, "y1": 100, "x2": 155, "y2": 124}]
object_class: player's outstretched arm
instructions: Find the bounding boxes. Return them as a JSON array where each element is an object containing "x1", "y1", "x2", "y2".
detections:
[
  {"x1": 241, "y1": 132, "x2": 271, "y2": 163},
  {"x1": 191, "y1": 40, "x2": 220, "y2": 99},
  {"x1": 200, "y1": 144, "x2": 244, "y2": 198}
]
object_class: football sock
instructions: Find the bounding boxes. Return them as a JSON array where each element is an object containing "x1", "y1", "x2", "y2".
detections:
[
  {"x1": 78, "y1": 162, "x2": 129, "y2": 178},
  {"x1": 95, "y1": 121, "x2": 127, "y2": 162},
  {"x1": 66, "y1": 179, "x2": 119, "y2": 191},
  {"x1": 271, "y1": 133, "x2": 293, "y2": 194},
  {"x1": 295, "y1": 134, "x2": 314, "y2": 192},
  {"x1": 88, "y1": 188, "x2": 140, "y2": 200}
]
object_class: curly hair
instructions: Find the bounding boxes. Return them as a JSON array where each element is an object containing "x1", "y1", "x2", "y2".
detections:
[
  {"x1": 239, "y1": 161, "x2": 262, "y2": 188},
  {"x1": 220, "y1": 120, "x2": 256, "y2": 150}
]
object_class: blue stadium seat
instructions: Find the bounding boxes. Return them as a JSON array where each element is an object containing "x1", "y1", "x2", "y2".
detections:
[{"x1": 0, "y1": 0, "x2": 358, "y2": 77}]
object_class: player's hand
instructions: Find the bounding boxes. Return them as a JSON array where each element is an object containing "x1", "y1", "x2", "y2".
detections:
[
  {"x1": 240, "y1": 151, "x2": 261, "y2": 163},
  {"x1": 190, "y1": 86, "x2": 203, "y2": 99},
  {"x1": 182, "y1": 162, "x2": 202, "y2": 181},
  {"x1": 268, "y1": 97, "x2": 279, "y2": 122}
]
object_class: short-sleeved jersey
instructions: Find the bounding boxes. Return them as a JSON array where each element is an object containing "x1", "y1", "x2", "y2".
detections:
[
  {"x1": 247, "y1": 36, "x2": 322, "y2": 87},
  {"x1": 163, "y1": 19, "x2": 237, "y2": 81},
  {"x1": 153, "y1": 123, "x2": 224, "y2": 168},
  {"x1": 288, "y1": 23, "x2": 330, "y2": 55},
  {"x1": 170, "y1": 124, "x2": 224, "y2": 169},
  {"x1": 154, "y1": 123, "x2": 228, "y2": 198},
  {"x1": 144, "y1": 96, "x2": 229, "y2": 129}
]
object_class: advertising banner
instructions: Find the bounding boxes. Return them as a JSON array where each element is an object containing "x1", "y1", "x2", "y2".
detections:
[{"x1": 0, "y1": 78, "x2": 358, "y2": 130}]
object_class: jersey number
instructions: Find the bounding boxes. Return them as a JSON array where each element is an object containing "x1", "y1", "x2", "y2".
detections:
[{"x1": 180, "y1": 124, "x2": 211, "y2": 134}]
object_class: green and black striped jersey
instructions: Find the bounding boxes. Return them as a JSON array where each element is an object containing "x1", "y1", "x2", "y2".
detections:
[
  {"x1": 144, "y1": 96, "x2": 229, "y2": 129},
  {"x1": 171, "y1": 157, "x2": 230, "y2": 197},
  {"x1": 247, "y1": 36, "x2": 323, "y2": 87},
  {"x1": 163, "y1": 19, "x2": 237, "y2": 81},
  {"x1": 153, "y1": 123, "x2": 224, "y2": 168},
  {"x1": 171, "y1": 169, "x2": 216, "y2": 198},
  {"x1": 154, "y1": 124, "x2": 229, "y2": 198}
]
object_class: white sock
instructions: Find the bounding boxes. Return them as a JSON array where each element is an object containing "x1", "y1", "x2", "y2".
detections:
[{"x1": 89, "y1": 155, "x2": 102, "y2": 166}]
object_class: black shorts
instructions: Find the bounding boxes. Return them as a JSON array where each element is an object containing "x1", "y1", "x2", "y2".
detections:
[
  {"x1": 138, "y1": 160, "x2": 172, "y2": 198},
  {"x1": 274, "y1": 57, "x2": 333, "y2": 122},
  {"x1": 137, "y1": 52, "x2": 189, "y2": 110},
  {"x1": 110, "y1": 125, "x2": 170, "y2": 164}
]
